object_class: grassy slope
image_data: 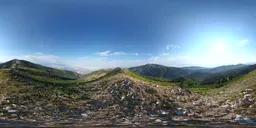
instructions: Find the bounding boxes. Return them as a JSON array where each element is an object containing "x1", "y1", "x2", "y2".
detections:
[
  {"x1": 207, "y1": 70, "x2": 256, "y2": 98},
  {"x1": 0, "y1": 60, "x2": 81, "y2": 85},
  {"x1": 126, "y1": 67, "x2": 256, "y2": 104},
  {"x1": 205, "y1": 70, "x2": 256, "y2": 118},
  {"x1": 80, "y1": 69, "x2": 113, "y2": 82},
  {"x1": 190, "y1": 70, "x2": 256, "y2": 94},
  {"x1": 124, "y1": 69, "x2": 177, "y2": 86},
  {"x1": 1, "y1": 60, "x2": 80, "y2": 79},
  {"x1": 129, "y1": 64, "x2": 191, "y2": 79}
]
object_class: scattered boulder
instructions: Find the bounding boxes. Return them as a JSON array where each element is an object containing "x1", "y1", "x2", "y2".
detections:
[
  {"x1": 155, "y1": 119, "x2": 162, "y2": 123},
  {"x1": 235, "y1": 115, "x2": 256, "y2": 124},
  {"x1": 3, "y1": 106, "x2": 11, "y2": 110},
  {"x1": 81, "y1": 113, "x2": 88, "y2": 119},
  {"x1": 175, "y1": 108, "x2": 187, "y2": 116},
  {"x1": 245, "y1": 89, "x2": 253, "y2": 93},
  {"x1": 160, "y1": 110, "x2": 168, "y2": 115},
  {"x1": 121, "y1": 96, "x2": 125, "y2": 100},
  {"x1": 244, "y1": 94, "x2": 251, "y2": 99},
  {"x1": 8, "y1": 109, "x2": 18, "y2": 113}
]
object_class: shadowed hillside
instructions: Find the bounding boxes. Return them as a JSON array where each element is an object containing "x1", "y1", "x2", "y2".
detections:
[
  {"x1": 130, "y1": 64, "x2": 254, "y2": 87},
  {"x1": 129, "y1": 64, "x2": 192, "y2": 79}
]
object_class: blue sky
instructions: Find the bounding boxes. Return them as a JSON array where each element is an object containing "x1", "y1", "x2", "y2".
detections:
[{"x1": 0, "y1": 0, "x2": 256, "y2": 69}]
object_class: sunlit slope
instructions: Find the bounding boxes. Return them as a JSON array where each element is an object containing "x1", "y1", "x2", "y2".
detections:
[
  {"x1": 80, "y1": 68, "x2": 113, "y2": 82},
  {"x1": 0, "y1": 59, "x2": 80, "y2": 84},
  {"x1": 204, "y1": 69, "x2": 256, "y2": 119}
]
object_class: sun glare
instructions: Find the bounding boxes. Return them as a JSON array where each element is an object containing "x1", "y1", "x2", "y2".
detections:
[{"x1": 211, "y1": 38, "x2": 229, "y2": 53}]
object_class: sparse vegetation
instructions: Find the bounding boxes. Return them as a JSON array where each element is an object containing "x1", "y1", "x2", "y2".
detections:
[{"x1": 125, "y1": 69, "x2": 177, "y2": 86}]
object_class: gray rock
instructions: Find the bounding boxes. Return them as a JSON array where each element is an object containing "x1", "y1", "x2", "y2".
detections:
[
  {"x1": 175, "y1": 108, "x2": 187, "y2": 116},
  {"x1": 246, "y1": 89, "x2": 253, "y2": 93},
  {"x1": 244, "y1": 94, "x2": 251, "y2": 99},
  {"x1": 121, "y1": 96, "x2": 125, "y2": 100},
  {"x1": 3, "y1": 106, "x2": 11, "y2": 110},
  {"x1": 155, "y1": 119, "x2": 162, "y2": 123},
  {"x1": 160, "y1": 110, "x2": 168, "y2": 115},
  {"x1": 235, "y1": 115, "x2": 256, "y2": 124},
  {"x1": 81, "y1": 113, "x2": 88, "y2": 119},
  {"x1": 8, "y1": 109, "x2": 18, "y2": 113}
]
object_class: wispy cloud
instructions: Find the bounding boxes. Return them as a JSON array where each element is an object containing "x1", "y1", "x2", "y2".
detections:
[
  {"x1": 112, "y1": 52, "x2": 127, "y2": 56},
  {"x1": 97, "y1": 50, "x2": 127, "y2": 56},
  {"x1": 96, "y1": 50, "x2": 139, "y2": 56},
  {"x1": 237, "y1": 39, "x2": 248, "y2": 47},
  {"x1": 166, "y1": 44, "x2": 180, "y2": 50},
  {"x1": 97, "y1": 50, "x2": 111, "y2": 56}
]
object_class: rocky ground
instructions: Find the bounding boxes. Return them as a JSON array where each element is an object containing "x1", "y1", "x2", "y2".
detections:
[{"x1": 0, "y1": 69, "x2": 255, "y2": 127}]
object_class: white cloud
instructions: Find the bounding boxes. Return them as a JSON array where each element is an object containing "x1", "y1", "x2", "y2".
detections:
[
  {"x1": 97, "y1": 50, "x2": 111, "y2": 56},
  {"x1": 97, "y1": 50, "x2": 139, "y2": 56},
  {"x1": 97, "y1": 50, "x2": 127, "y2": 56},
  {"x1": 166, "y1": 44, "x2": 180, "y2": 50},
  {"x1": 237, "y1": 39, "x2": 248, "y2": 47},
  {"x1": 112, "y1": 52, "x2": 127, "y2": 56}
]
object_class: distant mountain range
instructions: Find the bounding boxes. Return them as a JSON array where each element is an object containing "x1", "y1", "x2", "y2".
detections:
[
  {"x1": 1, "y1": 59, "x2": 254, "y2": 77},
  {"x1": 129, "y1": 63, "x2": 256, "y2": 85},
  {"x1": 130, "y1": 64, "x2": 247, "y2": 79}
]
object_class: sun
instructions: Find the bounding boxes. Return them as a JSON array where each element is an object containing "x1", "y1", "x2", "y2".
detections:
[
  {"x1": 204, "y1": 38, "x2": 233, "y2": 65},
  {"x1": 211, "y1": 38, "x2": 229, "y2": 53}
]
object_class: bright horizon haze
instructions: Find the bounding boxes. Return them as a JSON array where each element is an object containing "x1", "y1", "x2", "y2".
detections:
[{"x1": 1, "y1": 0, "x2": 256, "y2": 69}]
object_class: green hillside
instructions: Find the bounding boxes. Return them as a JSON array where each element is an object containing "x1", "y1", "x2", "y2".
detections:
[
  {"x1": 129, "y1": 64, "x2": 192, "y2": 79},
  {"x1": 80, "y1": 68, "x2": 113, "y2": 82},
  {"x1": 125, "y1": 69, "x2": 177, "y2": 86},
  {"x1": 130, "y1": 63, "x2": 256, "y2": 89},
  {"x1": 0, "y1": 59, "x2": 80, "y2": 84}
]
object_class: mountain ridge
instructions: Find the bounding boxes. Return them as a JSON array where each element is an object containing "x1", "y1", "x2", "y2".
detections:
[
  {"x1": 0, "y1": 59, "x2": 81, "y2": 83},
  {"x1": 130, "y1": 63, "x2": 252, "y2": 81}
]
